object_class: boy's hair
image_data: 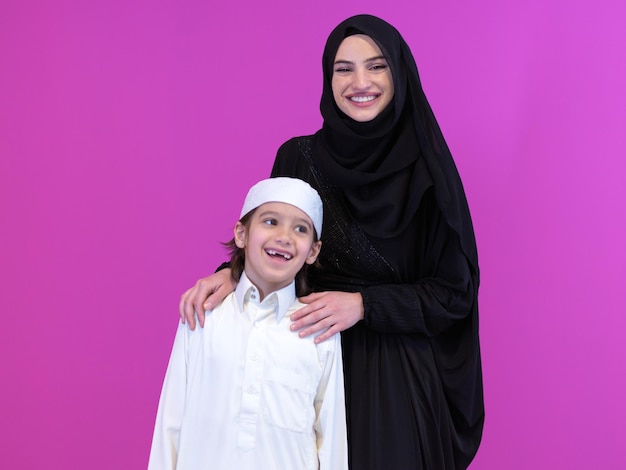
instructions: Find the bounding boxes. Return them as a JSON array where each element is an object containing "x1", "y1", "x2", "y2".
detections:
[{"x1": 222, "y1": 208, "x2": 320, "y2": 296}]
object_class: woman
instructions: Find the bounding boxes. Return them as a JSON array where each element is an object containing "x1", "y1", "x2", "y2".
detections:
[{"x1": 180, "y1": 14, "x2": 484, "y2": 469}]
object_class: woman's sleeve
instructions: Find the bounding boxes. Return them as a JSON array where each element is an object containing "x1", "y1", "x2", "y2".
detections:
[
  {"x1": 360, "y1": 214, "x2": 477, "y2": 337},
  {"x1": 270, "y1": 138, "x2": 305, "y2": 178}
]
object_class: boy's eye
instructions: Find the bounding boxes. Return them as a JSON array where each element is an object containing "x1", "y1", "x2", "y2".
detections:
[
  {"x1": 295, "y1": 225, "x2": 308, "y2": 234},
  {"x1": 263, "y1": 218, "x2": 277, "y2": 226}
]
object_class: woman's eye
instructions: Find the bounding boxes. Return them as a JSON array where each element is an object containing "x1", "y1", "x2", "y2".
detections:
[
  {"x1": 370, "y1": 63, "x2": 388, "y2": 71},
  {"x1": 334, "y1": 67, "x2": 352, "y2": 73}
]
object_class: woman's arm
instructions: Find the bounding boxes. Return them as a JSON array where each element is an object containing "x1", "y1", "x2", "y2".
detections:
[
  {"x1": 276, "y1": 136, "x2": 476, "y2": 339},
  {"x1": 357, "y1": 203, "x2": 477, "y2": 337},
  {"x1": 291, "y1": 225, "x2": 476, "y2": 339}
]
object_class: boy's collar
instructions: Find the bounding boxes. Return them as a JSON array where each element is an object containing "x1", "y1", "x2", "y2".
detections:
[{"x1": 235, "y1": 272, "x2": 297, "y2": 323}]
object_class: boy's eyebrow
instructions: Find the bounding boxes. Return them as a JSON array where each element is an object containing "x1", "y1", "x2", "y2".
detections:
[
  {"x1": 297, "y1": 218, "x2": 314, "y2": 229},
  {"x1": 257, "y1": 209, "x2": 313, "y2": 228},
  {"x1": 257, "y1": 209, "x2": 281, "y2": 218}
]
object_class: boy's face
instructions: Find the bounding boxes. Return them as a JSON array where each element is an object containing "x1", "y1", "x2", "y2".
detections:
[{"x1": 235, "y1": 202, "x2": 321, "y2": 299}]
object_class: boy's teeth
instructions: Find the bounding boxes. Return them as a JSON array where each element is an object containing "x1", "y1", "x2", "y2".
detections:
[{"x1": 267, "y1": 250, "x2": 292, "y2": 260}]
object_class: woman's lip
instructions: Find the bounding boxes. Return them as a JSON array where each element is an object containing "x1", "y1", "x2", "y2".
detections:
[{"x1": 346, "y1": 94, "x2": 380, "y2": 105}]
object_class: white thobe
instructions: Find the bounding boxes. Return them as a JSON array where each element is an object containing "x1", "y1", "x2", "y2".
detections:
[{"x1": 148, "y1": 273, "x2": 348, "y2": 470}]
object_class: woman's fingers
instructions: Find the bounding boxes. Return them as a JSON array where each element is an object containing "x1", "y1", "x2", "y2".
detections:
[
  {"x1": 178, "y1": 270, "x2": 235, "y2": 330},
  {"x1": 290, "y1": 299, "x2": 326, "y2": 330},
  {"x1": 313, "y1": 323, "x2": 342, "y2": 344},
  {"x1": 179, "y1": 287, "x2": 197, "y2": 329},
  {"x1": 291, "y1": 291, "x2": 364, "y2": 341}
]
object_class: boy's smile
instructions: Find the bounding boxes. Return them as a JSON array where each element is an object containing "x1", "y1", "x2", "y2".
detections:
[{"x1": 265, "y1": 248, "x2": 293, "y2": 261}]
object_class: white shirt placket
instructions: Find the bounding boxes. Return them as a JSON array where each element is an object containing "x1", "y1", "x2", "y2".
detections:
[{"x1": 237, "y1": 289, "x2": 276, "y2": 451}]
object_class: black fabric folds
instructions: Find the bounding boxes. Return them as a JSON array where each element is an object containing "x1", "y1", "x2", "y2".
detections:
[
  {"x1": 271, "y1": 14, "x2": 484, "y2": 470},
  {"x1": 314, "y1": 14, "x2": 478, "y2": 272}
]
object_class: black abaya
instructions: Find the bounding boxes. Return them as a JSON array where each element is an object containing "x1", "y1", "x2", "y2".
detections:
[{"x1": 271, "y1": 136, "x2": 483, "y2": 469}]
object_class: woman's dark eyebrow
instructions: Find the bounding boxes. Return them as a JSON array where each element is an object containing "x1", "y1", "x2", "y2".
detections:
[
  {"x1": 334, "y1": 55, "x2": 387, "y2": 66},
  {"x1": 365, "y1": 55, "x2": 387, "y2": 62}
]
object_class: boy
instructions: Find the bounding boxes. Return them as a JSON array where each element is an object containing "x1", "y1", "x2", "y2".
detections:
[{"x1": 148, "y1": 177, "x2": 347, "y2": 470}]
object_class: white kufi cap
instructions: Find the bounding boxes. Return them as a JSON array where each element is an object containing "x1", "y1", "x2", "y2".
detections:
[{"x1": 240, "y1": 177, "x2": 323, "y2": 237}]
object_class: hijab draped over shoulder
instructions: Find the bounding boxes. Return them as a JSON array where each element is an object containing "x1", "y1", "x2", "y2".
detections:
[{"x1": 313, "y1": 14, "x2": 478, "y2": 278}]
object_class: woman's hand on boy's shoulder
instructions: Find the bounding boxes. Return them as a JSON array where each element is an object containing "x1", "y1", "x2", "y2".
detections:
[{"x1": 291, "y1": 291, "x2": 364, "y2": 343}]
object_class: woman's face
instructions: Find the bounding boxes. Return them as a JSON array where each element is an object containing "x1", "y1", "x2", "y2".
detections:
[{"x1": 331, "y1": 34, "x2": 394, "y2": 122}]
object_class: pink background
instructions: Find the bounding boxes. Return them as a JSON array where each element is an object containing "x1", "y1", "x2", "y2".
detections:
[{"x1": 1, "y1": 0, "x2": 625, "y2": 468}]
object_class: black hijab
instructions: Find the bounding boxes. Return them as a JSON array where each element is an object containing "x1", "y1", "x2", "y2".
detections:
[{"x1": 313, "y1": 14, "x2": 478, "y2": 273}]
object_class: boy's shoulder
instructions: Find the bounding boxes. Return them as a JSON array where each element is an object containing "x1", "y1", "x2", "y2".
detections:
[
  {"x1": 287, "y1": 299, "x2": 342, "y2": 352},
  {"x1": 289, "y1": 298, "x2": 307, "y2": 311},
  {"x1": 286, "y1": 298, "x2": 314, "y2": 321},
  {"x1": 197, "y1": 292, "x2": 238, "y2": 324}
]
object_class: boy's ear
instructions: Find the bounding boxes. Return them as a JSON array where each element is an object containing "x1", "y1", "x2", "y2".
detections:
[
  {"x1": 305, "y1": 240, "x2": 322, "y2": 265},
  {"x1": 234, "y1": 221, "x2": 246, "y2": 248}
]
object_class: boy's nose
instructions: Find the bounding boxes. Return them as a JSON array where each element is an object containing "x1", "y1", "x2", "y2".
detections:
[{"x1": 275, "y1": 228, "x2": 292, "y2": 244}]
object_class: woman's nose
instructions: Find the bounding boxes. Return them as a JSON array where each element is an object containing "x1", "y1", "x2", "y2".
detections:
[{"x1": 353, "y1": 68, "x2": 371, "y2": 89}]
